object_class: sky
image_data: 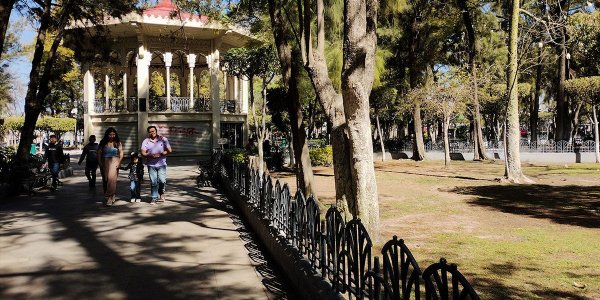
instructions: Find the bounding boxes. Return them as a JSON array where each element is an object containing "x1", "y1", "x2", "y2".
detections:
[{"x1": 7, "y1": 11, "x2": 36, "y2": 116}]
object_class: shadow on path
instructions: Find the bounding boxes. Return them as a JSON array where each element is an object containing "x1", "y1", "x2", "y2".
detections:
[{"x1": 0, "y1": 155, "x2": 287, "y2": 299}]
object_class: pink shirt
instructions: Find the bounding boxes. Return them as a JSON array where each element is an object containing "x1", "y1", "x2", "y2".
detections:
[{"x1": 141, "y1": 136, "x2": 171, "y2": 167}]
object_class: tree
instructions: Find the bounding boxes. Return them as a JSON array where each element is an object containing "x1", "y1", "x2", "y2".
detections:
[
  {"x1": 505, "y1": 0, "x2": 530, "y2": 183},
  {"x1": 0, "y1": 0, "x2": 17, "y2": 61},
  {"x1": 421, "y1": 72, "x2": 469, "y2": 167},
  {"x1": 223, "y1": 46, "x2": 279, "y2": 176},
  {"x1": 455, "y1": 0, "x2": 490, "y2": 160},
  {"x1": 287, "y1": 0, "x2": 381, "y2": 237},
  {"x1": 15, "y1": 0, "x2": 139, "y2": 163},
  {"x1": 565, "y1": 77, "x2": 600, "y2": 162},
  {"x1": 266, "y1": 0, "x2": 317, "y2": 197}
]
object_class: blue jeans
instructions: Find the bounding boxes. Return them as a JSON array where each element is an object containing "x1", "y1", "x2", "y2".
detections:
[
  {"x1": 50, "y1": 162, "x2": 60, "y2": 188},
  {"x1": 130, "y1": 180, "x2": 141, "y2": 199},
  {"x1": 147, "y1": 165, "x2": 167, "y2": 200}
]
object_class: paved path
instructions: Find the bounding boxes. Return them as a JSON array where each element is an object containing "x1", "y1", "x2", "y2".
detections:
[{"x1": 0, "y1": 156, "x2": 290, "y2": 299}]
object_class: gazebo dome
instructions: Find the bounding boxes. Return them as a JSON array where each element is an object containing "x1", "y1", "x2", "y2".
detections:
[{"x1": 142, "y1": 0, "x2": 207, "y2": 22}]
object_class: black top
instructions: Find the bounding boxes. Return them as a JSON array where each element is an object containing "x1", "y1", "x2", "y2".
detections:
[
  {"x1": 45, "y1": 142, "x2": 65, "y2": 164},
  {"x1": 78, "y1": 142, "x2": 99, "y2": 164},
  {"x1": 121, "y1": 161, "x2": 144, "y2": 181}
]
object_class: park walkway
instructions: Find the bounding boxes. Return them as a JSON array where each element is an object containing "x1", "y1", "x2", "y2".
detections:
[{"x1": 0, "y1": 155, "x2": 290, "y2": 299}]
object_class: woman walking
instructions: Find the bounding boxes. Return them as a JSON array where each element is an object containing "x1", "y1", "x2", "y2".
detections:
[{"x1": 97, "y1": 127, "x2": 123, "y2": 205}]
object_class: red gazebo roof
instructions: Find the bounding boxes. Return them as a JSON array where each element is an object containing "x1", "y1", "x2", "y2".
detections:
[{"x1": 143, "y1": 0, "x2": 208, "y2": 23}]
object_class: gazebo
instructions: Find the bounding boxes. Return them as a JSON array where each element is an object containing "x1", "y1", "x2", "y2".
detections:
[{"x1": 74, "y1": 0, "x2": 252, "y2": 156}]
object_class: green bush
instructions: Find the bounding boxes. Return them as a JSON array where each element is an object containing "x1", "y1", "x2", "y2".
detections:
[
  {"x1": 309, "y1": 146, "x2": 333, "y2": 167},
  {"x1": 224, "y1": 148, "x2": 249, "y2": 164}
]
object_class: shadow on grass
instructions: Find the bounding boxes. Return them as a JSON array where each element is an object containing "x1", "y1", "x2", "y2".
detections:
[{"x1": 452, "y1": 185, "x2": 600, "y2": 228}]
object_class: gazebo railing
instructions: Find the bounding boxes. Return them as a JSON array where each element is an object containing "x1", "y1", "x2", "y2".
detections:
[
  {"x1": 108, "y1": 98, "x2": 125, "y2": 112},
  {"x1": 194, "y1": 96, "x2": 211, "y2": 112},
  {"x1": 93, "y1": 99, "x2": 105, "y2": 113},
  {"x1": 127, "y1": 97, "x2": 137, "y2": 112},
  {"x1": 220, "y1": 99, "x2": 239, "y2": 113},
  {"x1": 170, "y1": 97, "x2": 190, "y2": 112}
]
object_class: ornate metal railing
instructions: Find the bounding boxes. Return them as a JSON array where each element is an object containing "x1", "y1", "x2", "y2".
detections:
[
  {"x1": 93, "y1": 99, "x2": 105, "y2": 113},
  {"x1": 170, "y1": 97, "x2": 190, "y2": 112},
  {"x1": 127, "y1": 97, "x2": 137, "y2": 112},
  {"x1": 220, "y1": 99, "x2": 238, "y2": 113},
  {"x1": 149, "y1": 97, "x2": 167, "y2": 112},
  {"x1": 215, "y1": 151, "x2": 479, "y2": 299},
  {"x1": 398, "y1": 139, "x2": 597, "y2": 153},
  {"x1": 107, "y1": 98, "x2": 125, "y2": 112},
  {"x1": 194, "y1": 96, "x2": 211, "y2": 112}
]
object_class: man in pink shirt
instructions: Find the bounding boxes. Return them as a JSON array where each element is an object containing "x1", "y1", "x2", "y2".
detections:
[{"x1": 140, "y1": 125, "x2": 172, "y2": 204}]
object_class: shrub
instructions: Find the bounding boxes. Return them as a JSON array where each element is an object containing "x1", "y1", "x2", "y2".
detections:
[
  {"x1": 309, "y1": 146, "x2": 333, "y2": 167},
  {"x1": 224, "y1": 148, "x2": 249, "y2": 164}
]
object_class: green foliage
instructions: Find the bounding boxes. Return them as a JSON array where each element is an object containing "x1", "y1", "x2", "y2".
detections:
[
  {"x1": 309, "y1": 146, "x2": 333, "y2": 167},
  {"x1": 224, "y1": 148, "x2": 249, "y2": 164},
  {"x1": 565, "y1": 76, "x2": 600, "y2": 103},
  {"x1": 3, "y1": 116, "x2": 24, "y2": 131},
  {"x1": 222, "y1": 46, "x2": 279, "y2": 81},
  {"x1": 1, "y1": 116, "x2": 75, "y2": 134},
  {"x1": 568, "y1": 11, "x2": 600, "y2": 77},
  {"x1": 150, "y1": 71, "x2": 166, "y2": 97}
]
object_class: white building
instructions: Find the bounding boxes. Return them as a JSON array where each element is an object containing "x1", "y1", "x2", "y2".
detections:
[{"x1": 72, "y1": 0, "x2": 252, "y2": 156}]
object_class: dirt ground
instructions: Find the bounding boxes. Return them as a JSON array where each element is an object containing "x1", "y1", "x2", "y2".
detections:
[{"x1": 272, "y1": 159, "x2": 600, "y2": 300}]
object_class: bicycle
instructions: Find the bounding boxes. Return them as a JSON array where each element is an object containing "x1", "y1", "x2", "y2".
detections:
[
  {"x1": 196, "y1": 160, "x2": 212, "y2": 188},
  {"x1": 27, "y1": 167, "x2": 52, "y2": 194}
]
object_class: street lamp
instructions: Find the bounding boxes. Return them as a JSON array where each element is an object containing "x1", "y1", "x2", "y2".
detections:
[{"x1": 566, "y1": 52, "x2": 571, "y2": 79}]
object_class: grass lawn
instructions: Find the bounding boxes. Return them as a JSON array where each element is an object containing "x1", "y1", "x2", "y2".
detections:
[{"x1": 272, "y1": 159, "x2": 600, "y2": 299}]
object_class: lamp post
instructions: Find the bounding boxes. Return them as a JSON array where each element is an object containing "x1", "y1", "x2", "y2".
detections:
[{"x1": 566, "y1": 52, "x2": 571, "y2": 80}]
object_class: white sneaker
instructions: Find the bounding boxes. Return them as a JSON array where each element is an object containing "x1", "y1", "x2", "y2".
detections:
[
  {"x1": 130, "y1": 198, "x2": 135, "y2": 203},
  {"x1": 135, "y1": 198, "x2": 142, "y2": 202}
]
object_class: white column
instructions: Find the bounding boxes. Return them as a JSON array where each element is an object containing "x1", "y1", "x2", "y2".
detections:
[
  {"x1": 83, "y1": 66, "x2": 95, "y2": 114},
  {"x1": 123, "y1": 72, "x2": 128, "y2": 111},
  {"x1": 83, "y1": 64, "x2": 95, "y2": 147},
  {"x1": 224, "y1": 72, "x2": 230, "y2": 100},
  {"x1": 105, "y1": 73, "x2": 110, "y2": 111},
  {"x1": 210, "y1": 40, "x2": 221, "y2": 148},
  {"x1": 188, "y1": 53, "x2": 196, "y2": 111},
  {"x1": 164, "y1": 52, "x2": 173, "y2": 111},
  {"x1": 136, "y1": 48, "x2": 150, "y2": 110},
  {"x1": 241, "y1": 78, "x2": 249, "y2": 113},
  {"x1": 234, "y1": 76, "x2": 239, "y2": 101}
]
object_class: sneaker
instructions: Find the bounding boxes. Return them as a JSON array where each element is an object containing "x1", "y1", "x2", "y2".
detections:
[
  {"x1": 158, "y1": 194, "x2": 165, "y2": 202},
  {"x1": 150, "y1": 199, "x2": 157, "y2": 205},
  {"x1": 130, "y1": 198, "x2": 135, "y2": 203},
  {"x1": 135, "y1": 198, "x2": 142, "y2": 202}
]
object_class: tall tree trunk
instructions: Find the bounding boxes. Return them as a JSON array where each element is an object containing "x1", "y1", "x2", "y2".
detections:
[
  {"x1": 555, "y1": 29, "x2": 570, "y2": 141},
  {"x1": 268, "y1": 0, "x2": 316, "y2": 196},
  {"x1": 376, "y1": 114, "x2": 385, "y2": 161},
  {"x1": 504, "y1": 0, "x2": 530, "y2": 183},
  {"x1": 16, "y1": 0, "x2": 53, "y2": 161},
  {"x1": 341, "y1": 0, "x2": 380, "y2": 238},
  {"x1": 457, "y1": 0, "x2": 489, "y2": 160},
  {"x1": 593, "y1": 104, "x2": 600, "y2": 163},
  {"x1": 409, "y1": 15, "x2": 425, "y2": 161},
  {"x1": 443, "y1": 115, "x2": 450, "y2": 167},
  {"x1": 531, "y1": 46, "x2": 542, "y2": 142},
  {"x1": 0, "y1": 0, "x2": 16, "y2": 60},
  {"x1": 412, "y1": 104, "x2": 425, "y2": 160}
]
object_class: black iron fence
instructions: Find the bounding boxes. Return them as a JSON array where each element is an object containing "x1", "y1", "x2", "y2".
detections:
[
  {"x1": 215, "y1": 152, "x2": 480, "y2": 299},
  {"x1": 398, "y1": 139, "x2": 598, "y2": 153}
]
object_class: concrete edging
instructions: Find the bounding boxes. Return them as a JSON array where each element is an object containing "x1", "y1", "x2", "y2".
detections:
[{"x1": 221, "y1": 182, "x2": 344, "y2": 300}]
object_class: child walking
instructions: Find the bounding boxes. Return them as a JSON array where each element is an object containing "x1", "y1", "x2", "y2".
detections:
[{"x1": 121, "y1": 152, "x2": 144, "y2": 202}]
